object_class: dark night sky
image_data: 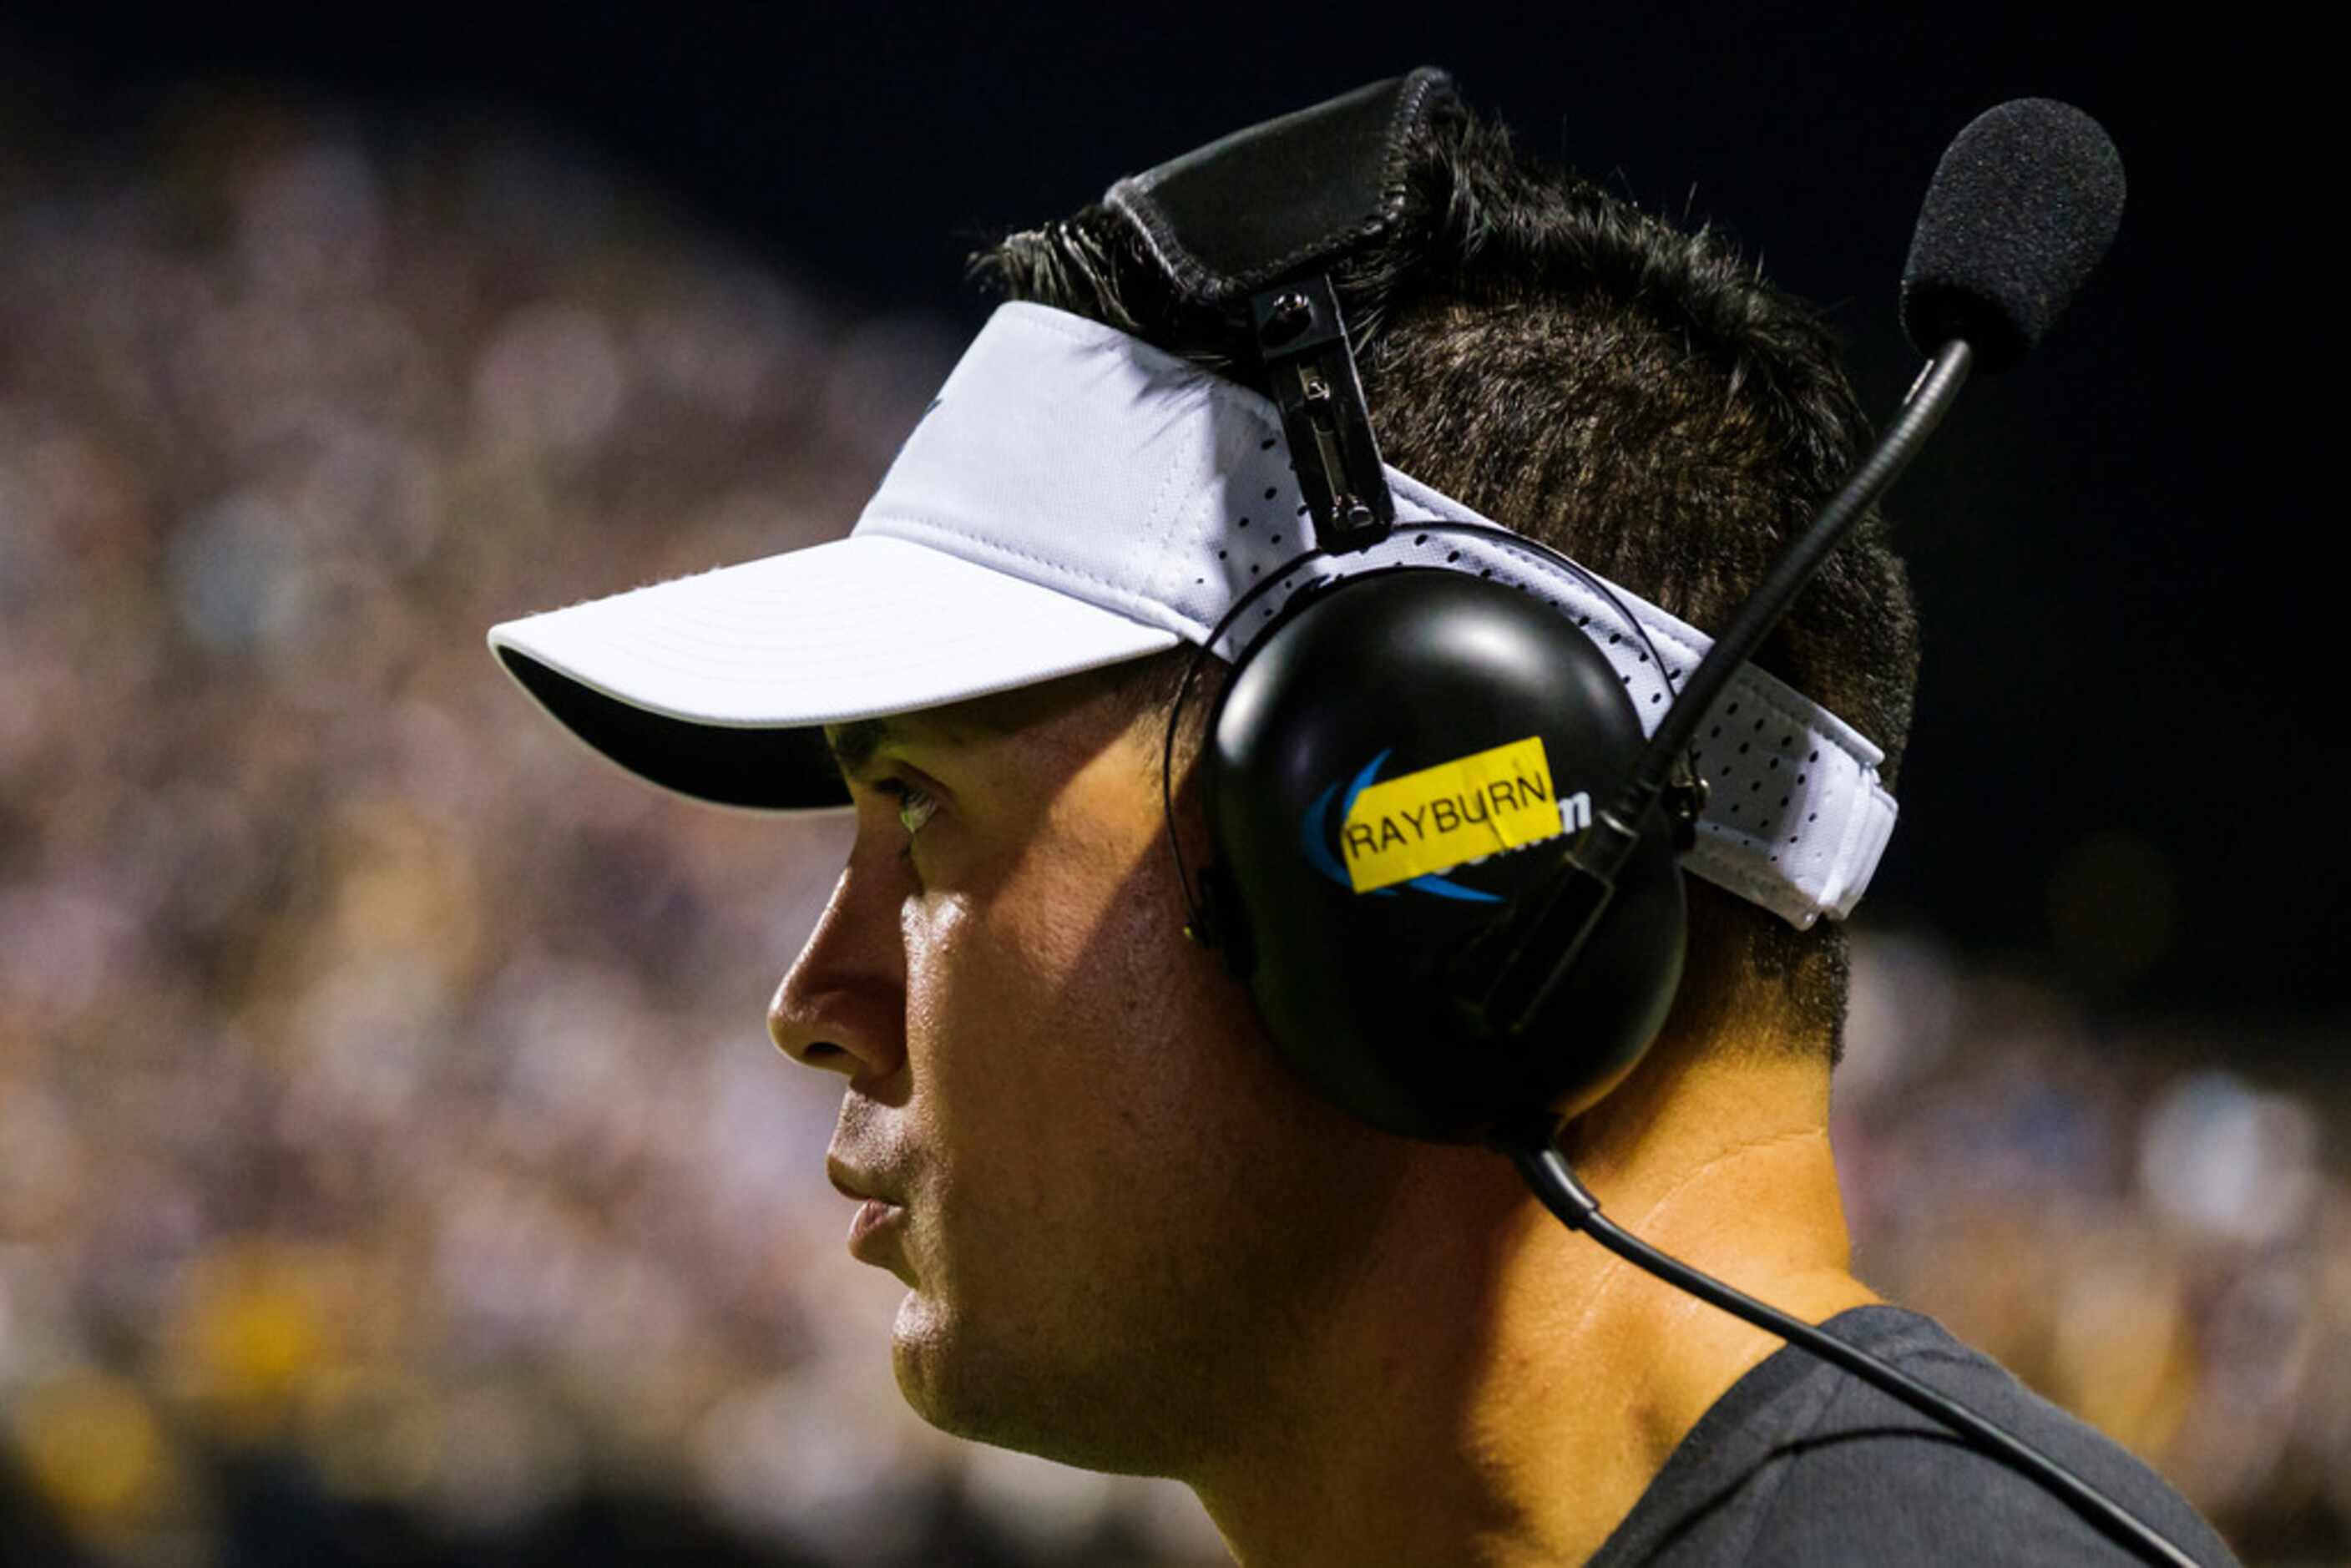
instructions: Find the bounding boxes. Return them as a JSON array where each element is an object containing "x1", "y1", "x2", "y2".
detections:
[{"x1": 3, "y1": 4, "x2": 2328, "y2": 1036}]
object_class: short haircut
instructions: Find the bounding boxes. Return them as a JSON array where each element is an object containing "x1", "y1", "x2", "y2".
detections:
[{"x1": 969, "y1": 92, "x2": 1920, "y2": 1065}]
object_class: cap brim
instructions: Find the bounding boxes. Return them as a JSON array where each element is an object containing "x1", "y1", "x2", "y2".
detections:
[{"x1": 487, "y1": 535, "x2": 1183, "y2": 811}]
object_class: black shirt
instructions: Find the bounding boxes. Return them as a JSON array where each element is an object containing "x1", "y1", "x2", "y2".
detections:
[{"x1": 1585, "y1": 1306, "x2": 2240, "y2": 1565}]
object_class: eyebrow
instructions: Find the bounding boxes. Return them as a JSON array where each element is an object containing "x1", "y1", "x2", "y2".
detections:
[{"x1": 824, "y1": 716, "x2": 911, "y2": 783}]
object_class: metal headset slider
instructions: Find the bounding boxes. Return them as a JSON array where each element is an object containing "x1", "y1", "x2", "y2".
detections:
[
  {"x1": 1101, "y1": 67, "x2": 1455, "y2": 554},
  {"x1": 1249, "y1": 276, "x2": 1393, "y2": 554}
]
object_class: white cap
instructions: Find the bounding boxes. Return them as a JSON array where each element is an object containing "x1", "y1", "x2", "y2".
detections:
[{"x1": 488, "y1": 302, "x2": 1896, "y2": 928}]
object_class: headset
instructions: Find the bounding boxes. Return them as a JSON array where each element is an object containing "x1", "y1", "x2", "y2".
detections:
[{"x1": 1122, "y1": 68, "x2": 2200, "y2": 1566}]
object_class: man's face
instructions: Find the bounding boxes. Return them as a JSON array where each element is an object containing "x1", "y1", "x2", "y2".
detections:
[{"x1": 768, "y1": 666, "x2": 1403, "y2": 1474}]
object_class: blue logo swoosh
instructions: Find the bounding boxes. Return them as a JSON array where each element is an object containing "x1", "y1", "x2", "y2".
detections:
[{"x1": 1299, "y1": 748, "x2": 1502, "y2": 903}]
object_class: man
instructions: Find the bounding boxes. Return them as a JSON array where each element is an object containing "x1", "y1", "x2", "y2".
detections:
[{"x1": 489, "y1": 73, "x2": 2233, "y2": 1566}]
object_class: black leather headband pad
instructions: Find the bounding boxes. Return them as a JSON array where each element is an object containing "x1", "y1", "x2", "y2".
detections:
[{"x1": 1103, "y1": 67, "x2": 1458, "y2": 306}]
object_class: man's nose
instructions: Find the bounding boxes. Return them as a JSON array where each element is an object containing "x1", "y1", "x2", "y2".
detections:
[{"x1": 767, "y1": 861, "x2": 907, "y2": 1081}]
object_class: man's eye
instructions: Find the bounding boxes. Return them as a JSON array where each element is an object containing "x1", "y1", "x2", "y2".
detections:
[{"x1": 872, "y1": 778, "x2": 938, "y2": 857}]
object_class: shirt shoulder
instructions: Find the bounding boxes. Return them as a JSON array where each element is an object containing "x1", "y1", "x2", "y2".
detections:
[{"x1": 1585, "y1": 1305, "x2": 2240, "y2": 1568}]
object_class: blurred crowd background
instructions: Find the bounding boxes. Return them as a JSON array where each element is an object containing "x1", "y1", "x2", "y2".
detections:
[{"x1": 1, "y1": 83, "x2": 2342, "y2": 1568}]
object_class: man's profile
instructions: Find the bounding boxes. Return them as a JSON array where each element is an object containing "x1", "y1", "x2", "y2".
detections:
[{"x1": 488, "y1": 72, "x2": 2233, "y2": 1566}]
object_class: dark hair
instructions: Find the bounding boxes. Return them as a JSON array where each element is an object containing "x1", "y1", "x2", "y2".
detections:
[{"x1": 971, "y1": 92, "x2": 1919, "y2": 1065}]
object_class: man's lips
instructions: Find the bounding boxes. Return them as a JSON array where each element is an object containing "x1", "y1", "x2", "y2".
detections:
[
  {"x1": 844, "y1": 1196, "x2": 907, "y2": 1260},
  {"x1": 827, "y1": 1157, "x2": 909, "y2": 1263},
  {"x1": 826, "y1": 1157, "x2": 902, "y2": 1208}
]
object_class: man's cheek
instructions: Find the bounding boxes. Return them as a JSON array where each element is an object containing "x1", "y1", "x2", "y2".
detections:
[
  {"x1": 902, "y1": 893, "x2": 981, "y2": 1030},
  {"x1": 997, "y1": 858, "x2": 1114, "y2": 975},
  {"x1": 897, "y1": 893, "x2": 1067, "y2": 1044}
]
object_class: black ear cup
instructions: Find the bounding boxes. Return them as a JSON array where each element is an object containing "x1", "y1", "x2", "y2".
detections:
[{"x1": 1198, "y1": 569, "x2": 1686, "y2": 1144}]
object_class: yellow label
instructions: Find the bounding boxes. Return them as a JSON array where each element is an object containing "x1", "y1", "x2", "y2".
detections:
[{"x1": 1340, "y1": 736, "x2": 1585, "y2": 894}]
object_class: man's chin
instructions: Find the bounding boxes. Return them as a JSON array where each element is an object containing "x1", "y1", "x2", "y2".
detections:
[
  {"x1": 883, "y1": 1298, "x2": 1182, "y2": 1478},
  {"x1": 887, "y1": 1297, "x2": 1041, "y2": 1450},
  {"x1": 887, "y1": 1297, "x2": 984, "y2": 1440}
]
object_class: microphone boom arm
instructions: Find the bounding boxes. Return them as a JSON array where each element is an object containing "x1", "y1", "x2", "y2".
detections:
[
  {"x1": 1614, "y1": 337, "x2": 1974, "y2": 836},
  {"x1": 1444, "y1": 339, "x2": 1973, "y2": 1040}
]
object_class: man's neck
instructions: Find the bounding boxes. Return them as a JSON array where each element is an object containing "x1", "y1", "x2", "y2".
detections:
[{"x1": 1186, "y1": 1049, "x2": 1875, "y2": 1568}]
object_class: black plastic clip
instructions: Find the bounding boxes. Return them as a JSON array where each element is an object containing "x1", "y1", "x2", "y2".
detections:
[
  {"x1": 1249, "y1": 274, "x2": 1393, "y2": 555},
  {"x1": 1662, "y1": 769, "x2": 1709, "y2": 854}
]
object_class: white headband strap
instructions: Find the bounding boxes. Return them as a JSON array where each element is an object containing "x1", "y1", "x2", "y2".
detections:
[{"x1": 854, "y1": 303, "x2": 1897, "y2": 929}]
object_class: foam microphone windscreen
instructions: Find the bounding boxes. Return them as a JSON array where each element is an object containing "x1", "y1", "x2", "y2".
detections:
[{"x1": 1899, "y1": 99, "x2": 2126, "y2": 372}]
